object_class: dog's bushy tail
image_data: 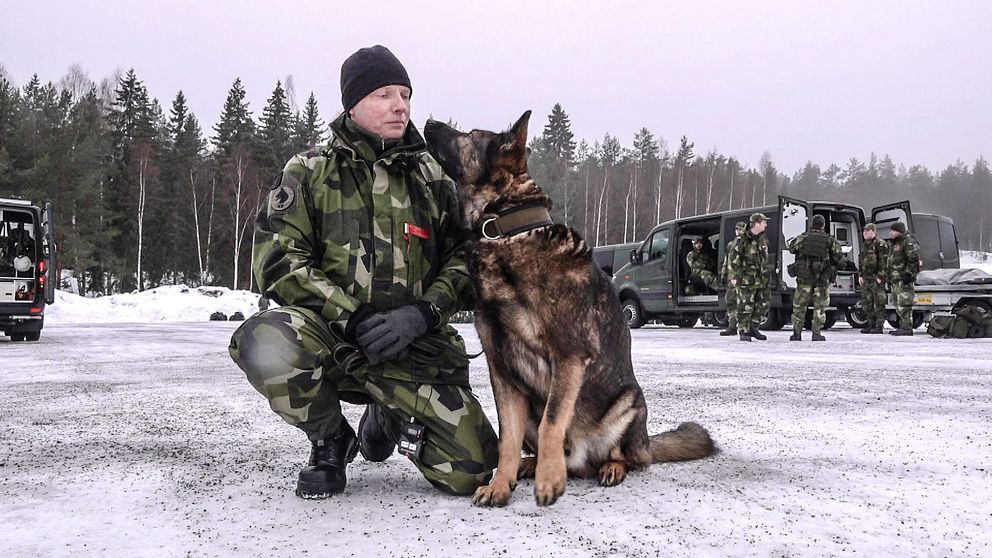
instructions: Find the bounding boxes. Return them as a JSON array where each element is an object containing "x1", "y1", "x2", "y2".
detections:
[{"x1": 649, "y1": 422, "x2": 716, "y2": 463}]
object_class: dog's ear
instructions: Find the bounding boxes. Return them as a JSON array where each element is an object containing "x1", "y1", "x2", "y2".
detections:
[
  {"x1": 510, "y1": 110, "x2": 531, "y2": 148},
  {"x1": 496, "y1": 110, "x2": 531, "y2": 174}
]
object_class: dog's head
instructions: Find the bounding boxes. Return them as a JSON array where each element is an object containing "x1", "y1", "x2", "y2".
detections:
[{"x1": 424, "y1": 111, "x2": 532, "y2": 228}]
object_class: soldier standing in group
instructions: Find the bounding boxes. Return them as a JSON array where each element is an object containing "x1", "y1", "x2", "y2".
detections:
[
  {"x1": 886, "y1": 221, "x2": 921, "y2": 336},
  {"x1": 719, "y1": 222, "x2": 747, "y2": 336},
  {"x1": 729, "y1": 213, "x2": 771, "y2": 342},
  {"x1": 858, "y1": 222, "x2": 889, "y2": 334},
  {"x1": 687, "y1": 237, "x2": 719, "y2": 292},
  {"x1": 787, "y1": 214, "x2": 844, "y2": 341}
]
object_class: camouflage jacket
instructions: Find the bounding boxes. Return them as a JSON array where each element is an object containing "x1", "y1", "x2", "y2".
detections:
[
  {"x1": 721, "y1": 237, "x2": 739, "y2": 284},
  {"x1": 859, "y1": 237, "x2": 889, "y2": 280},
  {"x1": 253, "y1": 114, "x2": 472, "y2": 384},
  {"x1": 686, "y1": 249, "x2": 716, "y2": 276},
  {"x1": 787, "y1": 230, "x2": 844, "y2": 286},
  {"x1": 729, "y1": 230, "x2": 770, "y2": 288},
  {"x1": 886, "y1": 234, "x2": 921, "y2": 285}
]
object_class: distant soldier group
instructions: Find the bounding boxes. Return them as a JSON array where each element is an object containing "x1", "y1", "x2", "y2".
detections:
[{"x1": 718, "y1": 213, "x2": 921, "y2": 342}]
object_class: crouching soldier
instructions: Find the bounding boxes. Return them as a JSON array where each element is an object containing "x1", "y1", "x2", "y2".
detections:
[
  {"x1": 858, "y1": 222, "x2": 889, "y2": 334},
  {"x1": 886, "y1": 221, "x2": 921, "y2": 336},
  {"x1": 229, "y1": 45, "x2": 498, "y2": 500},
  {"x1": 687, "y1": 237, "x2": 719, "y2": 292},
  {"x1": 787, "y1": 214, "x2": 844, "y2": 341}
]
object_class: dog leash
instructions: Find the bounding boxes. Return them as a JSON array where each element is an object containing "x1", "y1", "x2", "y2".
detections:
[{"x1": 328, "y1": 333, "x2": 484, "y2": 376}]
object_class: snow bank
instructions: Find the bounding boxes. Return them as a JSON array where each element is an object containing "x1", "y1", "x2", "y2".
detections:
[
  {"x1": 45, "y1": 285, "x2": 261, "y2": 324},
  {"x1": 961, "y1": 250, "x2": 992, "y2": 275}
]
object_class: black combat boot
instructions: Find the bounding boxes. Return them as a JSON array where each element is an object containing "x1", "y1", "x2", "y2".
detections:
[
  {"x1": 789, "y1": 329, "x2": 802, "y2": 341},
  {"x1": 860, "y1": 320, "x2": 873, "y2": 334},
  {"x1": 739, "y1": 332, "x2": 752, "y2": 342},
  {"x1": 869, "y1": 321, "x2": 884, "y2": 334},
  {"x1": 719, "y1": 324, "x2": 737, "y2": 336},
  {"x1": 811, "y1": 331, "x2": 826, "y2": 341},
  {"x1": 749, "y1": 328, "x2": 767, "y2": 341},
  {"x1": 296, "y1": 421, "x2": 359, "y2": 499},
  {"x1": 358, "y1": 403, "x2": 396, "y2": 462},
  {"x1": 890, "y1": 327, "x2": 913, "y2": 336}
]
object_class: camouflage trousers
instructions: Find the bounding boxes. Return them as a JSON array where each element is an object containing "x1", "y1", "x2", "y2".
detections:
[
  {"x1": 861, "y1": 277, "x2": 887, "y2": 322},
  {"x1": 694, "y1": 270, "x2": 719, "y2": 291},
  {"x1": 725, "y1": 285, "x2": 738, "y2": 328},
  {"x1": 229, "y1": 306, "x2": 499, "y2": 495},
  {"x1": 891, "y1": 282, "x2": 915, "y2": 328},
  {"x1": 736, "y1": 286, "x2": 770, "y2": 333},
  {"x1": 792, "y1": 283, "x2": 829, "y2": 333}
]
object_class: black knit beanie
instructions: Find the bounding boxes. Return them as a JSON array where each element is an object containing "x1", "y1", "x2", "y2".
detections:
[{"x1": 340, "y1": 45, "x2": 412, "y2": 111}]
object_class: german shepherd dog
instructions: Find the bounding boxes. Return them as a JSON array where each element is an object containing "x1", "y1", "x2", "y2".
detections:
[{"x1": 424, "y1": 112, "x2": 714, "y2": 507}]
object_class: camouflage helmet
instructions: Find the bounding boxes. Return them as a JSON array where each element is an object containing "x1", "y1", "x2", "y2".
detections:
[
  {"x1": 863, "y1": 222, "x2": 877, "y2": 231},
  {"x1": 735, "y1": 221, "x2": 747, "y2": 232},
  {"x1": 891, "y1": 221, "x2": 907, "y2": 234},
  {"x1": 749, "y1": 212, "x2": 768, "y2": 224}
]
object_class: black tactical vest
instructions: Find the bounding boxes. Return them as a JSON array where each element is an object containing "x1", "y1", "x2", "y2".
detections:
[{"x1": 804, "y1": 230, "x2": 830, "y2": 259}]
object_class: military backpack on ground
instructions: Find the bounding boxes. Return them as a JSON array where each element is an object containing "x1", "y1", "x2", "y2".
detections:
[{"x1": 927, "y1": 305, "x2": 992, "y2": 338}]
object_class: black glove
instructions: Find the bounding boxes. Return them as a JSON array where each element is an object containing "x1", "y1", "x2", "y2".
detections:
[
  {"x1": 356, "y1": 304, "x2": 432, "y2": 365},
  {"x1": 900, "y1": 272, "x2": 914, "y2": 284}
]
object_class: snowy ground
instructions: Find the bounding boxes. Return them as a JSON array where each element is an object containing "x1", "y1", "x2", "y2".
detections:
[{"x1": 2, "y1": 320, "x2": 990, "y2": 558}]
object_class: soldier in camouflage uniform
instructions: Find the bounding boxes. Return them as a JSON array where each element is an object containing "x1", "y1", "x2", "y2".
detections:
[
  {"x1": 858, "y1": 222, "x2": 889, "y2": 334},
  {"x1": 687, "y1": 237, "x2": 718, "y2": 292},
  {"x1": 787, "y1": 214, "x2": 844, "y2": 341},
  {"x1": 719, "y1": 222, "x2": 747, "y2": 336},
  {"x1": 885, "y1": 221, "x2": 921, "y2": 336},
  {"x1": 728, "y1": 213, "x2": 771, "y2": 341},
  {"x1": 229, "y1": 45, "x2": 497, "y2": 499}
]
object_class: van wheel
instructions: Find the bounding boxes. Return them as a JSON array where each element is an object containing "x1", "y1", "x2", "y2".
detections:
[
  {"x1": 823, "y1": 311, "x2": 838, "y2": 330},
  {"x1": 846, "y1": 306, "x2": 868, "y2": 329},
  {"x1": 711, "y1": 311, "x2": 729, "y2": 328},
  {"x1": 759, "y1": 309, "x2": 785, "y2": 331},
  {"x1": 887, "y1": 311, "x2": 925, "y2": 329},
  {"x1": 10, "y1": 333, "x2": 26, "y2": 342},
  {"x1": 677, "y1": 315, "x2": 698, "y2": 328},
  {"x1": 25, "y1": 331, "x2": 41, "y2": 341},
  {"x1": 622, "y1": 299, "x2": 645, "y2": 329}
]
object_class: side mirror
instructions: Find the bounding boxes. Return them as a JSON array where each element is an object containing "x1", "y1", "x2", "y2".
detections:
[{"x1": 630, "y1": 249, "x2": 642, "y2": 265}]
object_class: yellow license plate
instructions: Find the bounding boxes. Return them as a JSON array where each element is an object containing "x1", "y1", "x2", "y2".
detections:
[{"x1": 915, "y1": 295, "x2": 933, "y2": 304}]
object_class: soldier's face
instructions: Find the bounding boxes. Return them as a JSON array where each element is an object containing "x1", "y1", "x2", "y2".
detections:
[
  {"x1": 863, "y1": 229, "x2": 875, "y2": 240},
  {"x1": 349, "y1": 84, "x2": 412, "y2": 140},
  {"x1": 751, "y1": 220, "x2": 767, "y2": 234}
]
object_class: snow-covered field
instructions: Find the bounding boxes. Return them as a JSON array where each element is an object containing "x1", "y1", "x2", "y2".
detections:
[
  {"x1": 2, "y1": 319, "x2": 990, "y2": 557},
  {"x1": 962, "y1": 250, "x2": 992, "y2": 275}
]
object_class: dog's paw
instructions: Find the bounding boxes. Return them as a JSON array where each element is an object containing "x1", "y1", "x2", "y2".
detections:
[
  {"x1": 473, "y1": 482, "x2": 512, "y2": 507},
  {"x1": 598, "y1": 461, "x2": 628, "y2": 487},
  {"x1": 534, "y1": 465, "x2": 566, "y2": 506},
  {"x1": 517, "y1": 457, "x2": 537, "y2": 480}
]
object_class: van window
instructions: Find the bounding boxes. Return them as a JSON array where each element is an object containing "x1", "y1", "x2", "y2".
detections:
[
  {"x1": 644, "y1": 229, "x2": 670, "y2": 262},
  {"x1": 939, "y1": 221, "x2": 959, "y2": 267}
]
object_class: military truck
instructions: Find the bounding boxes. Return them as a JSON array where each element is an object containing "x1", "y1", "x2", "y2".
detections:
[
  {"x1": 1, "y1": 198, "x2": 57, "y2": 341},
  {"x1": 610, "y1": 196, "x2": 925, "y2": 329}
]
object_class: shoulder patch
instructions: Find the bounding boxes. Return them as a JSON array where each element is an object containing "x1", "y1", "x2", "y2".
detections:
[{"x1": 269, "y1": 184, "x2": 296, "y2": 212}]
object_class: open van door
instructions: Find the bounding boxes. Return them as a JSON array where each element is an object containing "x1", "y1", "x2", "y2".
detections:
[
  {"x1": 779, "y1": 195, "x2": 810, "y2": 290},
  {"x1": 871, "y1": 200, "x2": 913, "y2": 240},
  {"x1": 41, "y1": 202, "x2": 56, "y2": 305}
]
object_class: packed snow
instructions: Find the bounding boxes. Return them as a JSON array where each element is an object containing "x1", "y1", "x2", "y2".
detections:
[{"x1": 1, "y1": 253, "x2": 989, "y2": 557}]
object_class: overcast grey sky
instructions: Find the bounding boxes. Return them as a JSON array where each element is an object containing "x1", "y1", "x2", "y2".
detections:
[{"x1": 2, "y1": 0, "x2": 989, "y2": 173}]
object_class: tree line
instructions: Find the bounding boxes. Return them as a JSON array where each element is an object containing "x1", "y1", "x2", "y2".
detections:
[
  {"x1": 1, "y1": 65, "x2": 988, "y2": 295},
  {"x1": 528, "y1": 104, "x2": 991, "y2": 253}
]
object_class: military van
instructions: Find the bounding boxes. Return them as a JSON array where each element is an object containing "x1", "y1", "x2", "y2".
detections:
[
  {"x1": 610, "y1": 196, "x2": 918, "y2": 330},
  {"x1": 592, "y1": 242, "x2": 640, "y2": 277},
  {"x1": 1, "y1": 198, "x2": 57, "y2": 341}
]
